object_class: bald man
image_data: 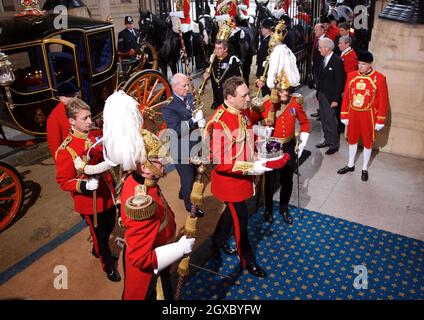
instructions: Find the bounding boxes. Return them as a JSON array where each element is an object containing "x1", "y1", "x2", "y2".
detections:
[{"x1": 162, "y1": 73, "x2": 205, "y2": 217}]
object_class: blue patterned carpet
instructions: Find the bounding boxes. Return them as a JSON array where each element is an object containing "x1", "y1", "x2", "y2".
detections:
[{"x1": 181, "y1": 204, "x2": 424, "y2": 300}]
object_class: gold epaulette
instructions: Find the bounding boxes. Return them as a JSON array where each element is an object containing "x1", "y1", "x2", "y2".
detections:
[
  {"x1": 54, "y1": 135, "x2": 72, "y2": 161},
  {"x1": 291, "y1": 93, "x2": 304, "y2": 104},
  {"x1": 125, "y1": 185, "x2": 157, "y2": 221},
  {"x1": 213, "y1": 109, "x2": 224, "y2": 122},
  {"x1": 164, "y1": 96, "x2": 174, "y2": 105}
]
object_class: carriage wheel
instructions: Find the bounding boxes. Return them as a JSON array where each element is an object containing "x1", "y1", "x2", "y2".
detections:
[
  {"x1": 122, "y1": 69, "x2": 172, "y2": 134},
  {"x1": 137, "y1": 42, "x2": 159, "y2": 71},
  {"x1": 0, "y1": 162, "x2": 24, "y2": 232}
]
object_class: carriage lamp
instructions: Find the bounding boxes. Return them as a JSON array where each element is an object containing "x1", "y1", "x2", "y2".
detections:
[{"x1": 0, "y1": 52, "x2": 15, "y2": 87}]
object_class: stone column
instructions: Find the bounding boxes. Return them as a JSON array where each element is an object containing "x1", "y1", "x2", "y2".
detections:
[{"x1": 370, "y1": 0, "x2": 424, "y2": 159}]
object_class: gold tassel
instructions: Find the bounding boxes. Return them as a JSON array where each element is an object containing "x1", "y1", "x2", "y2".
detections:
[
  {"x1": 190, "y1": 164, "x2": 206, "y2": 205},
  {"x1": 156, "y1": 275, "x2": 164, "y2": 300},
  {"x1": 190, "y1": 180, "x2": 204, "y2": 205},
  {"x1": 184, "y1": 216, "x2": 198, "y2": 238},
  {"x1": 177, "y1": 256, "x2": 190, "y2": 277}
]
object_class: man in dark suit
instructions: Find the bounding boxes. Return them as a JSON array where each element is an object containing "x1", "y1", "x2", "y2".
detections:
[
  {"x1": 162, "y1": 73, "x2": 205, "y2": 217},
  {"x1": 315, "y1": 37, "x2": 345, "y2": 155},
  {"x1": 255, "y1": 18, "x2": 274, "y2": 97},
  {"x1": 203, "y1": 40, "x2": 242, "y2": 109},
  {"x1": 310, "y1": 23, "x2": 326, "y2": 118},
  {"x1": 117, "y1": 16, "x2": 140, "y2": 57}
]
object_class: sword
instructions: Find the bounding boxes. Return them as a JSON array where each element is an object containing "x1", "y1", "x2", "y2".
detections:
[{"x1": 294, "y1": 132, "x2": 303, "y2": 221}]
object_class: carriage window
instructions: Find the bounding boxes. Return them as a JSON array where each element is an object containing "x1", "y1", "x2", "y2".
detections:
[
  {"x1": 45, "y1": 42, "x2": 79, "y2": 89},
  {"x1": 6, "y1": 46, "x2": 48, "y2": 93},
  {"x1": 87, "y1": 30, "x2": 114, "y2": 75}
]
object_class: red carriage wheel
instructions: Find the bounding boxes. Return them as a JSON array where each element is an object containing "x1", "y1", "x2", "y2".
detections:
[
  {"x1": 122, "y1": 69, "x2": 172, "y2": 134},
  {"x1": 0, "y1": 161, "x2": 24, "y2": 232}
]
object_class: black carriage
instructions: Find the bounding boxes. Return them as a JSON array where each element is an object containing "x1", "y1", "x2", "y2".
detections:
[{"x1": 0, "y1": 10, "x2": 171, "y2": 231}]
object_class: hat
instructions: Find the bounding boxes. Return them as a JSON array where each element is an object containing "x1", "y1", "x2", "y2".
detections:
[
  {"x1": 328, "y1": 14, "x2": 338, "y2": 22},
  {"x1": 260, "y1": 18, "x2": 274, "y2": 29},
  {"x1": 57, "y1": 82, "x2": 78, "y2": 97},
  {"x1": 280, "y1": 15, "x2": 291, "y2": 28},
  {"x1": 125, "y1": 16, "x2": 134, "y2": 24},
  {"x1": 358, "y1": 51, "x2": 374, "y2": 63},
  {"x1": 320, "y1": 16, "x2": 331, "y2": 24}
]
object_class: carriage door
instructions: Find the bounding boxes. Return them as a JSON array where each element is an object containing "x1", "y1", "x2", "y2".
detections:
[{"x1": 42, "y1": 39, "x2": 82, "y2": 100}]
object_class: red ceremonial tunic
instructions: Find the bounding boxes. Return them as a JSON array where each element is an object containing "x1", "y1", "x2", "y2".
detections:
[
  {"x1": 55, "y1": 129, "x2": 115, "y2": 215},
  {"x1": 341, "y1": 48, "x2": 358, "y2": 75},
  {"x1": 178, "y1": 0, "x2": 191, "y2": 25},
  {"x1": 121, "y1": 174, "x2": 176, "y2": 300},
  {"x1": 47, "y1": 101, "x2": 71, "y2": 158},
  {"x1": 341, "y1": 68, "x2": 389, "y2": 148},
  {"x1": 326, "y1": 25, "x2": 339, "y2": 41},
  {"x1": 216, "y1": 0, "x2": 237, "y2": 20},
  {"x1": 261, "y1": 95, "x2": 311, "y2": 141},
  {"x1": 206, "y1": 104, "x2": 261, "y2": 203}
]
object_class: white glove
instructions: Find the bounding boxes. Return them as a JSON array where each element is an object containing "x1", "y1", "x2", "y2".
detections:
[
  {"x1": 169, "y1": 11, "x2": 184, "y2": 19},
  {"x1": 192, "y1": 110, "x2": 204, "y2": 124},
  {"x1": 341, "y1": 119, "x2": 349, "y2": 126},
  {"x1": 154, "y1": 235, "x2": 195, "y2": 274},
  {"x1": 252, "y1": 160, "x2": 272, "y2": 175},
  {"x1": 197, "y1": 118, "x2": 206, "y2": 128},
  {"x1": 298, "y1": 132, "x2": 310, "y2": 159},
  {"x1": 74, "y1": 156, "x2": 86, "y2": 171},
  {"x1": 253, "y1": 125, "x2": 274, "y2": 138},
  {"x1": 85, "y1": 177, "x2": 99, "y2": 191},
  {"x1": 237, "y1": 4, "x2": 248, "y2": 10},
  {"x1": 178, "y1": 235, "x2": 195, "y2": 255},
  {"x1": 375, "y1": 124, "x2": 384, "y2": 131},
  {"x1": 74, "y1": 157, "x2": 113, "y2": 175}
]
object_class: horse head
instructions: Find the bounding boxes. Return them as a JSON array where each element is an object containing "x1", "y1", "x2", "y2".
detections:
[
  {"x1": 139, "y1": 10, "x2": 154, "y2": 39},
  {"x1": 255, "y1": 0, "x2": 274, "y2": 29}
]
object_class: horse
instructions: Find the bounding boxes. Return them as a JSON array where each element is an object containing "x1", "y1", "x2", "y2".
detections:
[
  {"x1": 254, "y1": 0, "x2": 276, "y2": 31},
  {"x1": 139, "y1": 10, "x2": 181, "y2": 75}
]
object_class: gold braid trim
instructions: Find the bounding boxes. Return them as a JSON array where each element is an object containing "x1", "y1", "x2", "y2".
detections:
[
  {"x1": 233, "y1": 161, "x2": 254, "y2": 173},
  {"x1": 125, "y1": 185, "x2": 158, "y2": 221}
]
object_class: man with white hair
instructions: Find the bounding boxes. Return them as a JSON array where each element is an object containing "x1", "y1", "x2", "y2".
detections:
[
  {"x1": 315, "y1": 37, "x2": 345, "y2": 155},
  {"x1": 162, "y1": 73, "x2": 206, "y2": 218},
  {"x1": 102, "y1": 91, "x2": 195, "y2": 299}
]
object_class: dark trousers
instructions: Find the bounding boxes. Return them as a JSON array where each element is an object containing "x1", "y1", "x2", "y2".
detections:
[
  {"x1": 212, "y1": 201, "x2": 254, "y2": 263},
  {"x1": 82, "y1": 205, "x2": 116, "y2": 270},
  {"x1": 264, "y1": 139, "x2": 295, "y2": 213},
  {"x1": 317, "y1": 91, "x2": 340, "y2": 149},
  {"x1": 174, "y1": 163, "x2": 196, "y2": 212},
  {"x1": 265, "y1": 166, "x2": 294, "y2": 214}
]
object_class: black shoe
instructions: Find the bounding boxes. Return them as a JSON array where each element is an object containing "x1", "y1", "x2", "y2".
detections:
[
  {"x1": 105, "y1": 265, "x2": 121, "y2": 282},
  {"x1": 263, "y1": 210, "x2": 273, "y2": 223},
  {"x1": 222, "y1": 243, "x2": 238, "y2": 255},
  {"x1": 316, "y1": 142, "x2": 329, "y2": 148},
  {"x1": 361, "y1": 170, "x2": 368, "y2": 181},
  {"x1": 311, "y1": 112, "x2": 320, "y2": 118},
  {"x1": 280, "y1": 210, "x2": 293, "y2": 225},
  {"x1": 325, "y1": 147, "x2": 339, "y2": 155},
  {"x1": 245, "y1": 261, "x2": 267, "y2": 278},
  {"x1": 212, "y1": 242, "x2": 238, "y2": 255},
  {"x1": 337, "y1": 166, "x2": 355, "y2": 174},
  {"x1": 195, "y1": 208, "x2": 205, "y2": 218}
]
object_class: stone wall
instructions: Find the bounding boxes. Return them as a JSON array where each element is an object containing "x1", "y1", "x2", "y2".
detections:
[{"x1": 369, "y1": 0, "x2": 424, "y2": 159}]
